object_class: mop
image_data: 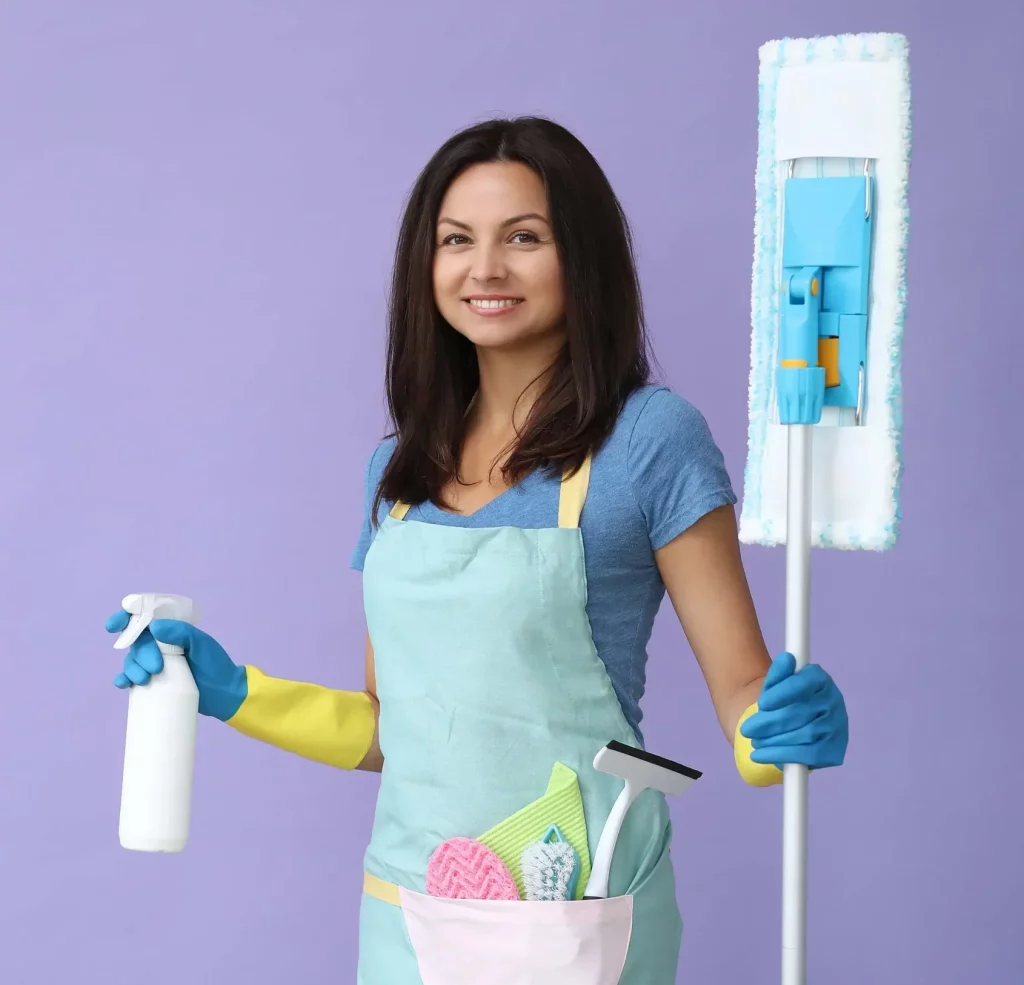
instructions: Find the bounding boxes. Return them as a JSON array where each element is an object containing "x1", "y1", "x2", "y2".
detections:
[{"x1": 739, "y1": 32, "x2": 911, "y2": 985}]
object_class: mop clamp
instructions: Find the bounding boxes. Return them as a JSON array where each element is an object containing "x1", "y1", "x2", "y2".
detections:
[
  {"x1": 778, "y1": 265, "x2": 827, "y2": 425},
  {"x1": 777, "y1": 169, "x2": 875, "y2": 426}
]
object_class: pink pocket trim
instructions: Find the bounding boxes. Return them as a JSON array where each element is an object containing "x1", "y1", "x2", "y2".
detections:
[{"x1": 398, "y1": 887, "x2": 634, "y2": 985}]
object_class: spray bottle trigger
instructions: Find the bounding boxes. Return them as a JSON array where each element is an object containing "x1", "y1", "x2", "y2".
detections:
[
  {"x1": 121, "y1": 593, "x2": 145, "y2": 614},
  {"x1": 113, "y1": 593, "x2": 199, "y2": 650},
  {"x1": 113, "y1": 609, "x2": 154, "y2": 650}
]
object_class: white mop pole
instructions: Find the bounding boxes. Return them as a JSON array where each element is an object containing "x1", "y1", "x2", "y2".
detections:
[{"x1": 782, "y1": 423, "x2": 812, "y2": 985}]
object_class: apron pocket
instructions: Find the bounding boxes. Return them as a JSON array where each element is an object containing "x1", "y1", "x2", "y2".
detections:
[{"x1": 398, "y1": 888, "x2": 634, "y2": 985}]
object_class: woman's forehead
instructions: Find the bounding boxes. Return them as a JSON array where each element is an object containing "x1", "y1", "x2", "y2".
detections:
[{"x1": 438, "y1": 162, "x2": 548, "y2": 224}]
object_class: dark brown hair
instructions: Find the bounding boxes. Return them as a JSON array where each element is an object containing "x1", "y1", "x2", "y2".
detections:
[{"x1": 373, "y1": 116, "x2": 651, "y2": 521}]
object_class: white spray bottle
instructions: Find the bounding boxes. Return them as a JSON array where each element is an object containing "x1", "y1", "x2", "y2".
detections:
[{"x1": 114, "y1": 593, "x2": 201, "y2": 853}]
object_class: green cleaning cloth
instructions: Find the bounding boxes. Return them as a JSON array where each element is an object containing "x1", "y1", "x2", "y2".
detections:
[{"x1": 477, "y1": 762, "x2": 591, "y2": 900}]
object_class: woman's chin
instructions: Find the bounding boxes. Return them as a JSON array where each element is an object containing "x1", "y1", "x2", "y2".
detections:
[{"x1": 449, "y1": 317, "x2": 563, "y2": 354}]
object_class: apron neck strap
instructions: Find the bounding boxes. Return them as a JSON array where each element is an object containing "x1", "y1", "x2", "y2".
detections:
[
  {"x1": 557, "y1": 454, "x2": 592, "y2": 530},
  {"x1": 387, "y1": 453, "x2": 593, "y2": 528},
  {"x1": 389, "y1": 501, "x2": 412, "y2": 521}
]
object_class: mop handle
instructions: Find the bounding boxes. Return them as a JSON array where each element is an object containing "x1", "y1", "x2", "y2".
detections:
[
  {"x1": 775, "y1": 234, "x2": 827, "y2": 985},
  {"x1": 782, "y1": 424, "x2": 812, "y2": 985}
]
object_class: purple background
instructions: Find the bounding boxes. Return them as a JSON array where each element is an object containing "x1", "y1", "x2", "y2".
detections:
[{"x1": 1, "y1": 2, "x2": 1020, "y2": 983}]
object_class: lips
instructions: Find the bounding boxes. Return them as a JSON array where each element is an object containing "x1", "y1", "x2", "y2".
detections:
[{"x1": 464, "y1": 297, "x2": 524, "y2": 311}]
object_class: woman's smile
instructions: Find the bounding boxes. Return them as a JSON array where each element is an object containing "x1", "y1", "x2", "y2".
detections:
[{"x1": 464, "y1": 296, "x2": 525, "y2": 316}]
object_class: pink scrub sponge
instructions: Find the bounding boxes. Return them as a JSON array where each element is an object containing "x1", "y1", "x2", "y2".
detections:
[{"x1": 425, "y1": 837, "x2": 520, "y2": 901}]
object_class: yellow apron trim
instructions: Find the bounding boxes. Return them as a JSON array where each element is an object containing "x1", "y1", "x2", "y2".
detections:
[
  {"x1": 363, "y1": 871, "x2": 402, "y2": 906},
  {"x1": 388, "y1": 452, "x2": 593, "y2": 529},
  {"x1": 557, "y1": 454, "x2": 592, "y2": 530}
]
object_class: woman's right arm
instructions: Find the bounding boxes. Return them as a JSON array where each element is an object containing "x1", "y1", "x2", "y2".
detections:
[
  {"x1": 226, "y1": 636, "x2": 380, "y2": 772},
  {"x1": 356, "y1": 635, "x2": 383, "y2": 772},
  {"x1": 109, "y1": 607, "x2": 380, "y2": 772}
]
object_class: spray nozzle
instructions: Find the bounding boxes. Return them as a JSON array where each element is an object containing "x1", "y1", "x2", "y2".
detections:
[{"x1": 113, "y1": 593, "x2": 201, "y2": 650}]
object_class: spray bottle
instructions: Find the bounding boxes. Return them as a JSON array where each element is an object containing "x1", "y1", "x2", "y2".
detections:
[{"x1": 114, "y1": 593, "x2": 201, "y2": 852}]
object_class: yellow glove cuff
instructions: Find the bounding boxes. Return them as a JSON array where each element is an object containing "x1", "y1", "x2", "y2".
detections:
[
  {"x1": 227, "y1": 666, "x2": 376, "y2": 770},
  {"x1": 734, "y1": 701, "x2": 783, "y2": 787}
]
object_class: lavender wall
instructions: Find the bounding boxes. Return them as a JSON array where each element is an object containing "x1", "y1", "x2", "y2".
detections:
[{"x1": 2, "y1": 2, "x2": 1019, "y2": 983}]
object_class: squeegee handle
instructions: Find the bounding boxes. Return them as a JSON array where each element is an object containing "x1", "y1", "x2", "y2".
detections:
[
  {"x1": 782, "y1": 424, "x2": 812, "y2": 985},
  {"x1": 583, "y1": 783, "x2": 634, "y2": 899}
]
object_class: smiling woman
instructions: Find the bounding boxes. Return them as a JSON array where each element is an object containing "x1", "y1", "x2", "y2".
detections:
[
  {"x1": 106, "y1": 115, "x2": 849, "y2": 985},
  {"x1": 434, "y1": 184, "x2": 562, "y2": 347},
  {"x1": 375, "y1": 118, "x2": 651, "y2": 521},
  {"x1": 426, "y1": 163, "x2": 573, "y2": 514}
]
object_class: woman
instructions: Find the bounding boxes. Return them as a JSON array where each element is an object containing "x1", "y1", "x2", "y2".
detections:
[{"x1": 107, "y1": 117, "x2": 848, "y2": 983}]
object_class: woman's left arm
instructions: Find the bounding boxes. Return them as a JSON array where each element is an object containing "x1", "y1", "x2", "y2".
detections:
[
  {"x1": 656, "y1": 502, "x2": 849, "y2": 784},
  {"x1": 655, "y1": 502, "x2": 771, "y2": 742}
]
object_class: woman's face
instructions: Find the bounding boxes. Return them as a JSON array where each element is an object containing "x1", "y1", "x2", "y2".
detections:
[{"x1": 433, "y1": 161, "x2": 565, "y2": 351}]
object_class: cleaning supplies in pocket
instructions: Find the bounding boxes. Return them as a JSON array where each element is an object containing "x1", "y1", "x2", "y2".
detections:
[
  {"x1": 521, "y1": 824, "x2": 580, "y2": 901},
  {"x1": 425, "y1": 837, "x2": 520, "y2": 901},
  {"x1": 478, "y1": 761, "x2": 591, "y2": 900}
]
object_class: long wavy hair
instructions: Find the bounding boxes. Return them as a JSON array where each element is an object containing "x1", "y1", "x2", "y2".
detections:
[{"x1": 373, "y1": 116, "x2": 652, "y2": 521}]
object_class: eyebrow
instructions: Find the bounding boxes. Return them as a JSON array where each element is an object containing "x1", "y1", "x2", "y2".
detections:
[{"x1": 437, "y1": 212, "x2": 551, "y2": 231}]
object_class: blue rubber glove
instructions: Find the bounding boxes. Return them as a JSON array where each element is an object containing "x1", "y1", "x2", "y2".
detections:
[
  {"x1": 107, "y1": 609, "x2": 248, "y2": 721},
  {"x1": 739, "y1": 651, "x2": 848, "y2": 769}
]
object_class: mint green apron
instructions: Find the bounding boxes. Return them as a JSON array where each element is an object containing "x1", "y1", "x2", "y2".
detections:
[{"x1": 357, "y1": 456, "x2": 683, "y2": 984}]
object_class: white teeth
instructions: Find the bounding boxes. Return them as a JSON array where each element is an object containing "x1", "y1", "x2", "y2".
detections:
[{"x1": 468, "y1": 298, "x2": 522, "y2": 309}]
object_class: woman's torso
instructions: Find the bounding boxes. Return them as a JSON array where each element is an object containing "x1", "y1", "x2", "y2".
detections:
[{"x1": 351, "y1": 384, "x2": 737, "y2": 743}]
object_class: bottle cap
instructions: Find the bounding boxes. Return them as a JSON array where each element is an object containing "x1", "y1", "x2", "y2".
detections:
[{"x1": 113, "y1": 593, "x2": 201, "y2": 650}]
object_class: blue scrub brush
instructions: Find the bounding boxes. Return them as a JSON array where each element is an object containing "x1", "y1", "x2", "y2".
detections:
[{"x1": 520, "y1": 824, "x2": 579, "y2": 901}]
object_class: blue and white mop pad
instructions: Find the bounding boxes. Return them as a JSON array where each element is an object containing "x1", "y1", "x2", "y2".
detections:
[{"x1": 739, "y1": 33, "x2": 911, "y2": 551}]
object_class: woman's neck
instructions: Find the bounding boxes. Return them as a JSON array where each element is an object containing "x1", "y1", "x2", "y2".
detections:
[{"x1": 471, "y1": 334, "x2": 563, "y2": 434}]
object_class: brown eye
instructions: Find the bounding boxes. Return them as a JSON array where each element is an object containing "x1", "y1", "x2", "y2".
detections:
[
  {"x1": 440, "y1": 233, "x2": 469, "y2": 246},
  {"x1": 510, "y1": 230, "x2": 539, "y2": 245}
]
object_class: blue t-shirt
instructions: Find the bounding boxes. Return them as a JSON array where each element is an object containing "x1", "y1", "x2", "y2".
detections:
[{"x1": 350, "y1": 384, "x2": 737, "y2": 741}]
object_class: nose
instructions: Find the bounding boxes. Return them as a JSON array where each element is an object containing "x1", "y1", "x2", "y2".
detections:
[{"x1": 469, "y1": 241, "x2": 508, "y2": 283}]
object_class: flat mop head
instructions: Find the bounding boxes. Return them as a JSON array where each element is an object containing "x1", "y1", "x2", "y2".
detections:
[
  {"x1": 594, "y1": 740, "x2": 702, "y2": 797},
  {"x1": 739, "y1": 33, "x2": 911, "y2": 551}
]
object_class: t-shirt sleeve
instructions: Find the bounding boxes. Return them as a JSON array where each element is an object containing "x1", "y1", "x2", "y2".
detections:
[
  {"x1": 627, "y1": 388, "x2": 738, "y2": 551},
  {"x1": 350, "y1": 438, "x2": 397, "y2": 572}
]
